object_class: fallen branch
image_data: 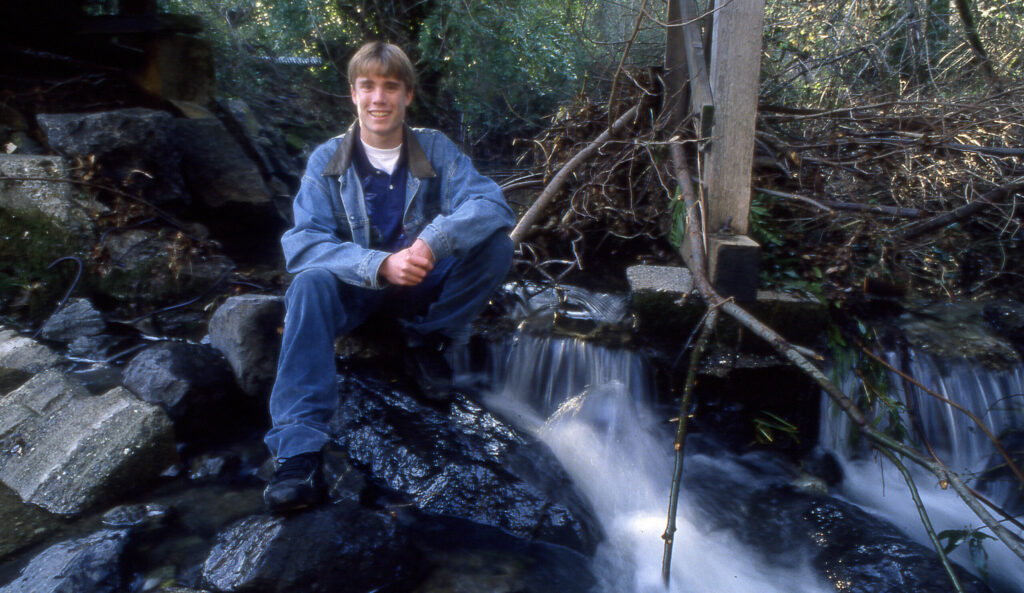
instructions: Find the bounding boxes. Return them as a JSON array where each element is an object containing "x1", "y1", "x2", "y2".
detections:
[
  {"x1": 900, "y1": 181, "x2": 1024, "y2": 240},
  {"x1": 510, "y1": 104, "x2": 640, "y2": 244}
]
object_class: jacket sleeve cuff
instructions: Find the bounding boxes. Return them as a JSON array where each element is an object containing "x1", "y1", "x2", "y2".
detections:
[
  {"x1": 417, "y1": 223, "x2": 452, "y2": 262},
  {"x1": 361, "y1": 250, "x2": 392, "y2": 289}
]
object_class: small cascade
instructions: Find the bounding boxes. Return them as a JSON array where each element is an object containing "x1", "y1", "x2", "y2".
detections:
[
  {"x1": 484, "y1": 286, "x2": 833, "y2": 593},
  {"x1": 822, "y1": 324, "x2": 1024, "y2": 593}
]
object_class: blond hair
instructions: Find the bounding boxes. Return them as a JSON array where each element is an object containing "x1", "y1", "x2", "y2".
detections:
[{"x1": 347, "y1": 42, "x2": 416, "y2": 90}]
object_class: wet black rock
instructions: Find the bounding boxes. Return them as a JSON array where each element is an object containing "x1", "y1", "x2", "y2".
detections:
[
  {"x1": 409, "y1": 514, "x2": 597, "y2": 593},
  {"x1": 983, "y1": 300, "x2": 1024, "y2": 352},
  {"x1": 0, "y1": 529, "x2": 128, "y2": 593},
  {"x1": 207, "y1": 295, "x2": 283, "y2": 398},
  {"x1": 123, "y1": 341, "x2": 241, "y2": 441},
  {"x1": 802, "y1": 494, "x2": 991, "y2": 593},
  {"x1": 37, "y1": 109, "x2": 186, "y2": 205},
  {"x1": 746, "y1": 486, "x2": 991, "y2": 593},
  {"x1": 201, "y1": 500, "x2": 417, "y2": 593},
  {"x1": 330, "y1": 373, "x2": 603, "y2": 554},
  {"x1": 39, "y1": 298, "x2": 106, "y2": 344}
]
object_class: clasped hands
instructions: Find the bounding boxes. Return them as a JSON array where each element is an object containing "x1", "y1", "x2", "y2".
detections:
[{"x1": 379, "y1": 238, "x2": 435, "y2": 286}]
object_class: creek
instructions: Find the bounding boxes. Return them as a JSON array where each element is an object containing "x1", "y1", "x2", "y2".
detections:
[
  {"x1": 1, "y1": 285, "x2": 1021, "y2": 592},
  {"x1": 484, "y1": 289, "x2": 1021, "y2": 593}
]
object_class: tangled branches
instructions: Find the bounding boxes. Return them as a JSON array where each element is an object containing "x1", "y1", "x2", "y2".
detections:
[{"x1": 756, "y1": 87, "x2": 1024, "y2": 299}]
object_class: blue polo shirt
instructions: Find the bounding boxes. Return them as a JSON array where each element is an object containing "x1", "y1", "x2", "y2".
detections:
[{"x1": 353, "y1": 140, "x2": 408, "y2": 252}]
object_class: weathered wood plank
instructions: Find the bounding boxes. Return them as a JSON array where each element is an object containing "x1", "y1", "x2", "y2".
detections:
[{"x1": 704, "y1": 0, "x2": 765, "y2": 235}]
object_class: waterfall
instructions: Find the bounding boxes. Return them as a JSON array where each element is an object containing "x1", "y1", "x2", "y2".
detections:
[
  {"x1": 483, "y1": 329, "x2": 833, "y2": 593},
  {"x1": 822, "y1": 344, "x2": 1024, "y2": 593}
]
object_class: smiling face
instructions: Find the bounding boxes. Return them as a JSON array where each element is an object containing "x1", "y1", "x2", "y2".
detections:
[{"x1": 351, "y1": 71, "x2": 414, "y2": 149}]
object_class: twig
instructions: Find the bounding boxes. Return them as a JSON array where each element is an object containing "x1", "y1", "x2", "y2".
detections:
[
  {"x1": 30, "y1": 256, "x2": 83, "y2": 339},
  {"x1": 661, "y1": 307, "x2": 719, "y2": 585},
  {"x1": 510, "y1": 104, "x2": 640, "y2": 244},
  {"x1": 858, "y1": 343, "x2": 1024, "y2": 487},
  {"x1": 877, "y1": 447, "x2": 965, "y2": 593},
  {"x1": 755, "y1": 186, "x2": 925, "y2": 218},
  {"x1": 606, "y1": 0, "x2": 649, "y2": 129}
]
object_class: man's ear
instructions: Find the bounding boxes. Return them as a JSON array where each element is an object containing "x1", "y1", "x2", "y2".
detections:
[{"x1": 404, "y1": 88, "x2": 414, "y2": 106}]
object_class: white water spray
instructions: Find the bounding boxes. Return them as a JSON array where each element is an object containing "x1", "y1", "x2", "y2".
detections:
[{"x1": 487, "y1": 333, "x2": 833, "y2": 593}]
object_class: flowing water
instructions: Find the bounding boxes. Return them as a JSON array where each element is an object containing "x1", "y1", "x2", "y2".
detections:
[
  {"x1": 821, "y1": 345, "x2": 1024, "y2": 593},
  {"x1": 481, "y1": 328, "x2": 833, "y2": 593}
]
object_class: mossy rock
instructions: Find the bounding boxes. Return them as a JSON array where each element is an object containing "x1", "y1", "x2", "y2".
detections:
[{"x1": 0, "y1": 207, "x2": 86, "y2": 321}]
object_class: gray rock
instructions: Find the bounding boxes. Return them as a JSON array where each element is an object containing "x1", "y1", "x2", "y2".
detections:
[
  {"x1": 170, "y1": 117, "x2": 270, "y2": 209},
  {"x1": 122, "y1": 341, "x2": 239, "y2": 440},
  {"x1": 0, "y1": 327, "x2": 61, "y2": 374},
  {"x1": 332, "y1": 373, "x2": 603, "y2": 554},
  {"x1": 0, "y1": 370, "x2": 176, "y2": 515},
  {"x1": 201, "y1": 500, "x2": 417, "y2": 593},
  {"x1": 39, "y1": 298, "x2": 106, "y2": 344},
  {"x1": 218, "y1": 99, "x2": 300, "y2": 187},
  {"x1": 208, "y1": 295, "x2": 283, "y2": 398},
  {"x1": 0, "y1": 154, "x2": 102, "y2": 233},
  {"x1": 0, "y1": 529, "x2": 128, "y2": 593},
  {"x1": 37, "y1": 108, "x2": 186, "y2": 205}
]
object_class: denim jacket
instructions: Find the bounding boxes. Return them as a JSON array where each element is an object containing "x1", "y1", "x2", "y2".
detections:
[{"x1": 281, "y1": 124, "x2": 515, "y2": 289}]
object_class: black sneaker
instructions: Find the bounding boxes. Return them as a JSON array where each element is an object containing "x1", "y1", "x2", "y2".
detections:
[
  {"x1": 404, "y1": 334, "x2": 454, "y2": 401},
  {"x1": 263, "y1": 451, "x2": 325, "y2": 512}
]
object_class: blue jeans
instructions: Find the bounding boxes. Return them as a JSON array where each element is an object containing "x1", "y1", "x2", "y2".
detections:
[{"x1": 264, "y1": 231, "x2": 513, "y2": 459}]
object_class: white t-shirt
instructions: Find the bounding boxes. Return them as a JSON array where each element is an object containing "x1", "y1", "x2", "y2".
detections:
[{"x1": 360, "y1": 140, "x2": 402, "y2": 174}]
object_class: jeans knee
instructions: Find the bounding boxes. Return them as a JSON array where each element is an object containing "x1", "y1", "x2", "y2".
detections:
[{"x1": 286, "y1": 268, "x2": 338, "y2": 305}]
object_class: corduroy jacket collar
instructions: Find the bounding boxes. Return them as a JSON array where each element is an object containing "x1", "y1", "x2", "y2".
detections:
[{"x1": 321, "y1": 122, "x2": 436, "y2": 179}]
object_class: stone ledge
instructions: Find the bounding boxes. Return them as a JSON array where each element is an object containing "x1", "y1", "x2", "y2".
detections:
[{"x1": 627, "y1": 264, "x2": 828, "y2": 350}]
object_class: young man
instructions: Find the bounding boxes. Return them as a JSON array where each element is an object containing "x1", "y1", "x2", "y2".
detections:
[{"x1": 263, "y1": 42, "x2": 515, "y2": 512}]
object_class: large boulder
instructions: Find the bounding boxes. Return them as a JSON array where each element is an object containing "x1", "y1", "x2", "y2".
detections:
[
  {"x1": 123, "y1": 341, "x2": 243, "y2": 442},
  {"x1": 0, "y1": 154, "x2": 102, "y2": 234},
  {"x1": 330, "y1": 373, "x2": 603, "y2": 554},
  {"x1": 169, "y1": 116, "x2": 286, "y2": 263},
  {"x1": 208, "y1": 295, "x2": 283, "y2": 398},
  {"x1": 0, "y1": 370, "x2": 176, "y2": 515},
  {"x1": 0, "y1": 529, "x2": 128, "y2": 593},
  {"x1": 170, "y1": 117, "x2": 269, "y2": 210},
  {"x1": 201, "y1": 500, "x2": 417, "y2": 593},
  {"x1": 37, "y1": 108, "x2": 186, "y2": 205}
]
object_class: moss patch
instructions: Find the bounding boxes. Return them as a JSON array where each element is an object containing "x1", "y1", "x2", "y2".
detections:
[{"x1": 0, "y1": 207, "x2": 85, "y2": 321}]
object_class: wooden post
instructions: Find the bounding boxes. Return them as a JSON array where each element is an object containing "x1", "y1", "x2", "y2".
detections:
[
  {"x1": 700, "y1": 0, "x2": 765, "y2": 300},
  {"x1": 704, "y1": 0, "x2": 765, "y2": 236}
]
